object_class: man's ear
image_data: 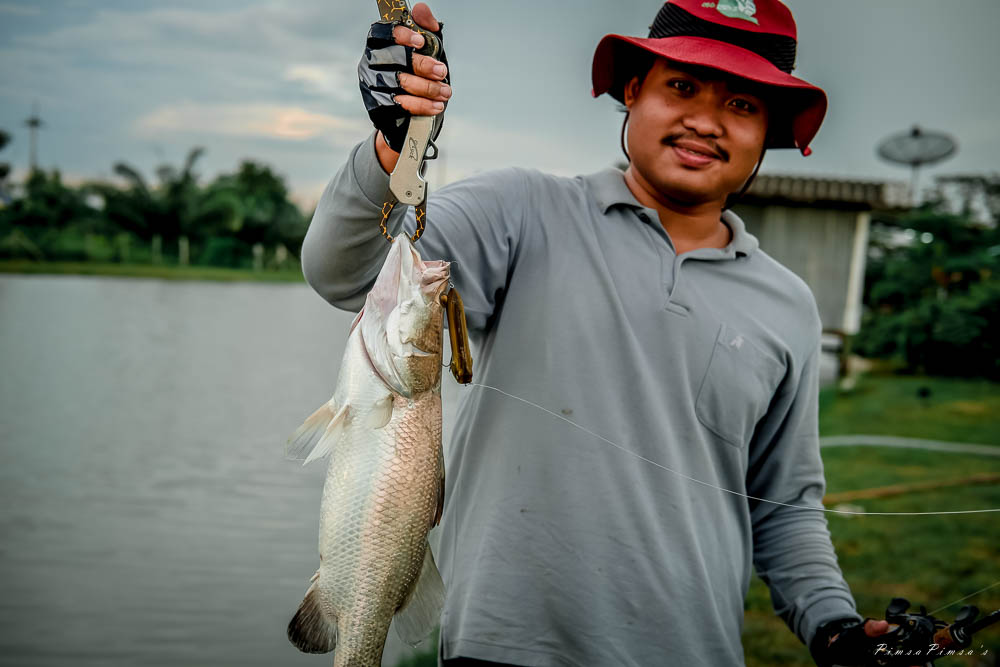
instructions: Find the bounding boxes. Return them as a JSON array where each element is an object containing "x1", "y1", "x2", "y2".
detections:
[{"x1": 623, "y1": 76, "x2": 641, "y2": 108}]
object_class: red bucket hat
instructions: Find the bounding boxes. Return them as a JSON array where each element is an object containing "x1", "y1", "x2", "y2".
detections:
[{"x1": 592, "y1": 0, "x2": 827, "y2": 155}]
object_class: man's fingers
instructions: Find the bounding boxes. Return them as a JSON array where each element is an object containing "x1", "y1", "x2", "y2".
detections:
[
  {"x1": 394, "y1": 94, "x2": 445, "y2": 117},
  {"x1": 413, "y1": 53, "x2": 447, "y2": 80},
  {"x1": 399, "y1": 71, "x2": 451, "y2": 102},
  {"x1": 411, "y1": 3, "x2": 440, "y2": 32},
  {"x1": 398, "y1": 71, "x2": 451, "y2": 101},
  {"x1": 391, "y1": 3, "x2": 439, "y2": 49},
  {"x1": 382, "y1": 4, "x2": 448, "y2": 117},
  {"x1": 392, "y1": 24, "x2": 424, "y2": 49},
  {"x1": 863, "y1": 619, "x2": 891, "y2": 637}
]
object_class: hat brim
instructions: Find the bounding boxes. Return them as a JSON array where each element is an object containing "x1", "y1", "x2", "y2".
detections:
[{"x1": 592, "y1": 34, "x2": 827, "y2": 153}]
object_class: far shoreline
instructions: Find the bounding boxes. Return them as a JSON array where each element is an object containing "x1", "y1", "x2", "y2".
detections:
[{"x1": 0, "y1": 260, "x2": 306, "y2": 284}]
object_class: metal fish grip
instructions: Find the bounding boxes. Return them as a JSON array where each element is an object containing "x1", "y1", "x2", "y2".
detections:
[
  {"x1": 375, "y1": 0, "x2": 442, "y2": 245},
  {"x1": 378, "y1": 199, "x2": 427, "y2": 243}
]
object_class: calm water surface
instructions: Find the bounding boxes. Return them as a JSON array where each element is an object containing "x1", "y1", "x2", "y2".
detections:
[{"x1": 0, "y1": 275, "x2": 458, "y2": 666}]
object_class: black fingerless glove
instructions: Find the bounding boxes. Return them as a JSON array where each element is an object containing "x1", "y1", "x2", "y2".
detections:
[
  {"x1": 810, "y1": 618, "x2": 878, "y2": 667},
  {"x1": 358, "y1": 20, "x2": 449, "y2": 153}
]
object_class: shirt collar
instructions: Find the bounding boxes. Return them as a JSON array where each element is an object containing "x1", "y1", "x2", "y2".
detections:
[
  {"x1": 720, "y1": 209, "x2": 759, "y2": 258},
  {"x1": 583, "y1": 168, "x2": 759, "y2": 258},
  {"x1": 585, "y1": 168, "x2": 643, "y2": 214}
]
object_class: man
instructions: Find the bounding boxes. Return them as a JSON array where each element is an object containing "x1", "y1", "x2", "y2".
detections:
[{"x1": 302, "y1": 1, "x2": 899, "y2": 664}]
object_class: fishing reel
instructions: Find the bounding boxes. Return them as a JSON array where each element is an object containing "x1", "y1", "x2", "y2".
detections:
[{"x1": 866, "y1": 597, "x2": 999, "y2": 666}]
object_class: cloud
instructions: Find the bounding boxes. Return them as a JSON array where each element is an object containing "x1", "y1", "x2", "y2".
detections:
[
  {"x1": 13, "y1": 3, "x2": 362, "y2": 64},
  {"x1": 435, "y1": 116, "x2": 612, "y2": 182},
  {"x1": 1, "y1": 3, "x2": 366, "y2": 109},
  {"x1": 284, "y1": 63, "x2": 358, "y2": 102},
  {"x1": 136, "y1": 103, "x2": 364, "y2": 143},
  {"x1": 0, "y1": 3, "x2": 40, "y2": 16}
]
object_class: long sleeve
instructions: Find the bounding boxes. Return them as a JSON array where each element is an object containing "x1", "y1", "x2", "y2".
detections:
[
  {"x1": 301, "y1": 132, "x2": 528, "y2": 330},
  {"x1": 747, "y1": 339, "x2": 863, "y2": 649}
]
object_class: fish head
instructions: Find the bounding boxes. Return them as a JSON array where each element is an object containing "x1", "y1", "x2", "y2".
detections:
[{"x1": 361, "y1": 236, "x2": 450, "y2": 397}]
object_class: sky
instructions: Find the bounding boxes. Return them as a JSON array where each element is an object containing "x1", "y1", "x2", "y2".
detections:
[{"x1": 1, "y1": 0, "x2": 998, "y2": 210}]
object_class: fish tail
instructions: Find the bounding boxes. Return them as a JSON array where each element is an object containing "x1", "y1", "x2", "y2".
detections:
[{"x1": 287, "y1": 578, "x2": 337, "y2": 654}]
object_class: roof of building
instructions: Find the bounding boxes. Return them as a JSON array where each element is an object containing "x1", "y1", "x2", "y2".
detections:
[{"x1": 742, "y1": 173, "x2": 911, "y2": 210}]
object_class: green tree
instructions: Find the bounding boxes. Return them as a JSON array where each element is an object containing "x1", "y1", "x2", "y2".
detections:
[
  {"x1": 0, "y1": 168, "x2": 89, "y2": 229},
  {"x1": 191, "y1": 161, "x2": 307, "y2": 267},
  {"x1": 0, "y1": 129, "x2": 11, "y2": 201},
  {"x1": 855, "y1": 204, "x2": 1000, "y2": 378},
  {"x1": 0, "y1": 144, "x2": 310, "y2": 267},
  {"x1": 206, "y1": 160, "x2": 308, "y2": 251},
  {"x1": 94, "y1": 146, "x2": 210, "y2": 243},
  {"x1": 0, "y1": 168, "x2": 106, "y2": 260}
]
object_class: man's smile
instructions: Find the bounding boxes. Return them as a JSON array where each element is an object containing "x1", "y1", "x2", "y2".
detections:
[{"x1": 666, "y1": 138, "x2": 727, "y2": 163}]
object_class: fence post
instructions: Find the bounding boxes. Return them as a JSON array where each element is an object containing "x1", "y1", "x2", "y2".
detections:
[
  {"x1": 253, "y1": 243, "x2": 264, "y2": 272},
  {"x1": 152, "y1": 235, "x2": 162, "y2": 265},
  {"x1": 179, "y1": 236, "x2": 189, "y2": 266},
  {"x1": 118, "y1": 234, "x2": 130, "y2": 263},
  {"x1": 274, "y1": 243, "x2": 288, "y2": 269}
]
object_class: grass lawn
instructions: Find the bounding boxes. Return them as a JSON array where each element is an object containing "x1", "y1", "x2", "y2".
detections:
[
  {"x1": 819, "y1": 372, "x2": 1000, "y2": 445},
  {"x1": 744, "y1": 373, "x2": 1000, "y2": 666},
  {"x1": 0, "y1": 259, "x2": 305, "y2": 283}
]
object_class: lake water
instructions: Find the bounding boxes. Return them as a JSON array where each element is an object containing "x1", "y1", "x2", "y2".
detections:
[{"x1": 0, "y1": 274, "x2": 459, "y2": 666}]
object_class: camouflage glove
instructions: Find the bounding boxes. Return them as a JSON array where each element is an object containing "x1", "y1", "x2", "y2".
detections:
[
  {"x1": 810, "y1": 618, "x2": 880, "y2": 666},
  {"x1": 358, "y1": 20, "x2": 449, "y2": 153}
]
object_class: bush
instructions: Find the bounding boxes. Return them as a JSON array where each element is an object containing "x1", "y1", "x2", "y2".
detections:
[
  {"x1": 855, "y1": 207, "x2": 1000, "y2": 379},
  {"x1": 198, "y1": 237, "x2": 250, "y2": 268},
  {"x1": 36, "y1": 228, "x2": 89, "y2": 261}
]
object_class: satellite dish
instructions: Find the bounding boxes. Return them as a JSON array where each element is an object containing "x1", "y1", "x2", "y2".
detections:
[
  {"x1": 878, "y1": 126, "x2": 957, "y2": 166},
  {"x1": 877, "y1": 125, "x2": 958, "y2": 205}
]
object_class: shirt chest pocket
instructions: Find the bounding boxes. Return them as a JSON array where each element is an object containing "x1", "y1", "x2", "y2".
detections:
[{"x1": 695, "y1": 323, "x2": 786, "y2": 449}]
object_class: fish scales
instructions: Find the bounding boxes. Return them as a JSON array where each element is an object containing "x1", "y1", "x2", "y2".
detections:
[
  {"x1": 321, "y1": 393, "x2": 442, "y2": 664},
  {"x1": 288, "y1": 237, "x2": 449, "y2": 666}
]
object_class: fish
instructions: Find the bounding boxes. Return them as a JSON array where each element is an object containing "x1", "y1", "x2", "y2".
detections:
[{"x1": 286, "y1": 236, "x2": 450, "y2": 666}]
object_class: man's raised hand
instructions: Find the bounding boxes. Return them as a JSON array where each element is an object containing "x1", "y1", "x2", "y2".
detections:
[{"x1": 358, "y1": 2, "x2": 450, "y2": 169}]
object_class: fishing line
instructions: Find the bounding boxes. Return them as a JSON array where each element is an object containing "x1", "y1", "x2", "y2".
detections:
[
  {"x1": 464, "y1": 383, "x2": 1000, "y2": 517},
  {"x1": 929, "y1": 581, "x2": 1000, "y2": 616}
]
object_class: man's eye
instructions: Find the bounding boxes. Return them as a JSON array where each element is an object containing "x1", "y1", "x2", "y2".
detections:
[
  {"x1": 730, "y1": 98, "x2": 758, "y2": 113},
  {"x1": 669, "y1": 79, "x2": 694, "y2": 93}
]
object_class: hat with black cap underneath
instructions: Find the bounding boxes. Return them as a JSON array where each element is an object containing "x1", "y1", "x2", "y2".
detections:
[{"x1": 591, "y1": 0, "x2": 827, "y2": 155}]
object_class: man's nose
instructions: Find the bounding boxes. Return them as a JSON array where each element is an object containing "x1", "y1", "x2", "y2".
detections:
[{"x1": 681, "y1": 93, "x2": 725, "y2": 138}]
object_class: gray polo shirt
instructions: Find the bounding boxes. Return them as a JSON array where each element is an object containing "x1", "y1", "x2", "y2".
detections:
[{"x1": 301, "y1": 133, "x2": 862, "y2": 666}]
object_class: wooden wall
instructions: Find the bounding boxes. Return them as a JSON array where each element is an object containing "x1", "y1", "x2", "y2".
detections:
[{"x1": 734, "y1": 204, "x2": 869, "y2": 334}]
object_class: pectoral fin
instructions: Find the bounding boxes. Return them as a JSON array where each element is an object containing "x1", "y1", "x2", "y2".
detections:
[
  {"x1": 365, "y1": 393, "x2": 395, "y2": 430},
  {"x1": 393, "y1": 543, "x2": 445, "y2": 647},
  {"x1": 286, "y1": 401, "x2": 350, "y2": 465}
]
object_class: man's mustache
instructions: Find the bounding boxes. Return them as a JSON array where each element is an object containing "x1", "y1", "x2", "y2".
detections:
[{"x1": 662, "y1": 134, "x2": 729, "y2": 162}]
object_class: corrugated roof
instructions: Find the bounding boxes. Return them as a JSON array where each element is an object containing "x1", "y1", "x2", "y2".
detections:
[{"x1": 742, "y1": 173, "x2": 910, "y2": 210}]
